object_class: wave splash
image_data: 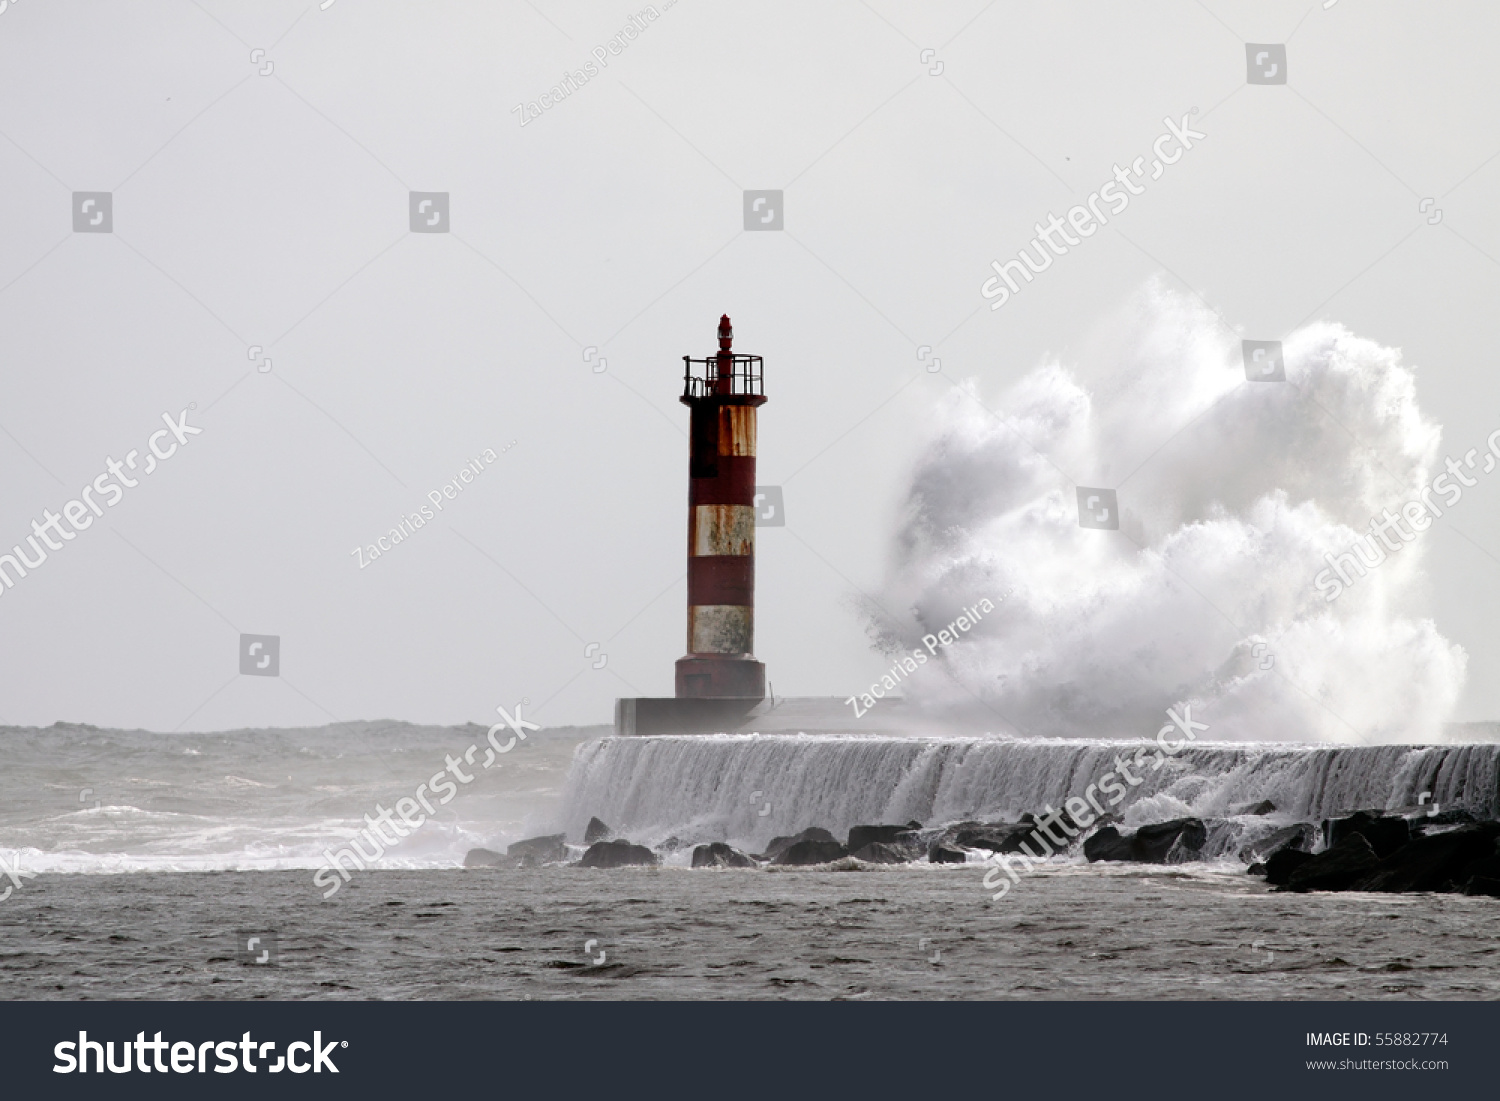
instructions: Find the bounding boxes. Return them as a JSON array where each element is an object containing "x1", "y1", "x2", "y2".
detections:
[{"x1": 867, "y1": 282, "x2": 1466, "y2": 743}]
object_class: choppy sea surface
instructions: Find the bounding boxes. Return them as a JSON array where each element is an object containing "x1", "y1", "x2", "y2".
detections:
[
  {"x1": 0, "y1": 721, "x2": 590, "y2": 873},
  {"x1": 5, "y1": 865, "x2": 1500, "y2": 1000}
]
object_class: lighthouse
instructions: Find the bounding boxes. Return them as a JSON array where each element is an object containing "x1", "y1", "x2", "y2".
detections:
[
  {"x1": 611, "y1": 317, "x2": 913, "y2": 734},
  {"x1": 674, "y1": 315, "x2": 767, "y2": 699}
]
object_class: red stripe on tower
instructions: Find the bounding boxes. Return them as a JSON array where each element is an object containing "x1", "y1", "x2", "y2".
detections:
[{"x1": 675, "y1": 315, "x2": 767, "y2": 699}]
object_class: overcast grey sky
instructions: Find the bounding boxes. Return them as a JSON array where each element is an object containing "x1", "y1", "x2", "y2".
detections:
[{"x1": 1, "y1": 0, "x2": 1498, "y2": 732}]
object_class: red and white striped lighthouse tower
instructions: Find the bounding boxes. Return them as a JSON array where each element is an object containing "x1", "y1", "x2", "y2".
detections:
[{"x1": 675, "y1": 315, "x2": 767, "y2": 699}]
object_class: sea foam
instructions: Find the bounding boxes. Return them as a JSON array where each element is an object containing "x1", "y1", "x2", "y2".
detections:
[{"x1": 865, "y1": 281, "x2": 1465, "y2": 743}]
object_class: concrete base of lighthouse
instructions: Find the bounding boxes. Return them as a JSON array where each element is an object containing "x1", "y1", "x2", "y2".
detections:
[
  {"x1": 613, "y1": 694, "x2": 921, "y2": 736},
  {"x1": 674, "y1": 654, "x2": 765, "y2": 699},
  {"x1": 614, "y1": 696, "x2": 762, "y2": 736}
]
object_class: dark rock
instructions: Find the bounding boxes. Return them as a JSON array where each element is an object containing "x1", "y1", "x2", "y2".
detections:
[
  {"x1": 1083, "y1": 818, "x2": 1207, "y2": 864},
  {"x1": 905, "y1": 820, "x2": 923, "y2": 830},
  {"x1": 938, "y1": 812, "x2": 1102, "y2": 856},
  {"x1": 1263, "y1": 847, "x2": 1314, "y2": 885},
  {"x1": 1137, "y1": 818, "x2": 1208, "y2": 863},
  {"x1": 1246, "y1": 862, "x2": 1266, "y2": 876},
  {"x1": 1464, "y1": 876, "x2": 1500, "y2": 898},
  {"x1": 1230, "y1": 800, "x2": 1277, "y2": 816},
  {"x1": 578, "y1": 839, "x2": 657, "y2": 869},
  {"x1": 1325, "y1": 811, "x2": 1410, "y2": 859},
  {"x1": 952, "y1": 823, "x2": 1036, "y2": 854},
  {"x1": 771, "y1": 839, "x2": 847, "y2": 866},
  {"x1": 691, "y1": 842, "x2": 756, "y2": 868},
  {"x1": 927, "y1": 843, "x2": 967, "y2": 864},
  {"x1": 1357, "y1": 824, "x2": 1500, "y2": 893},
  {"x1": 1083, "y1": 826, "x2": 1136, "y2": 863},
  {"x1": 847, "y1": 824, "x2": 917, "y2": 851},
  {"x1": 1240, "y1": 823, "x2": 1314, "y2": 864},
  {"x1": 850, "y1": 841, "x2": 919, "y2": 864},
  {"x1": 1280, "y1": 833, "x2": 1381, "y2": 892},
  {"x1": 1458, "y1": 853, "x2": 1500, "y2": 884},
  {"x1": 763, "y1": 827, "x2": 837, "y2": 859},
  {"x1": 463, "y1": 847, "x2": 506, "y2": 868},
  {"x1": 583, "y1": 817, "x2": 612, "y2": 844},
  {"x1": 506, "y1": 833, "x2": 567, "y2": 865}
]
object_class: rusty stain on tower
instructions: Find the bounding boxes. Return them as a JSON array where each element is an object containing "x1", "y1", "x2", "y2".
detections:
[{"x1": 675, "y1": 315, "x2": 767, "y2": 700}]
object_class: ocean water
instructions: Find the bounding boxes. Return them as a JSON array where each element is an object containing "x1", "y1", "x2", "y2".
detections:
[
  {"x1": 6, "y1": 866, "x2": 1500, "y2": 1000},
  {"x1": 4, "y1": 722, "x2": 1500, "y2": 1000},
  {"x1": 0, "y1": 721, "x2": 595, "y2": 874}
]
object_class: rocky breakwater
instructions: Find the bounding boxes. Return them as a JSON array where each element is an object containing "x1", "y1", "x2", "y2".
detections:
[
  {"x1": 1255, "y1": 808, "x2": 1500, "y2": 895},
  {"x1": 460, "y1": 802, "x2": 1500, "y2": 897}
]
